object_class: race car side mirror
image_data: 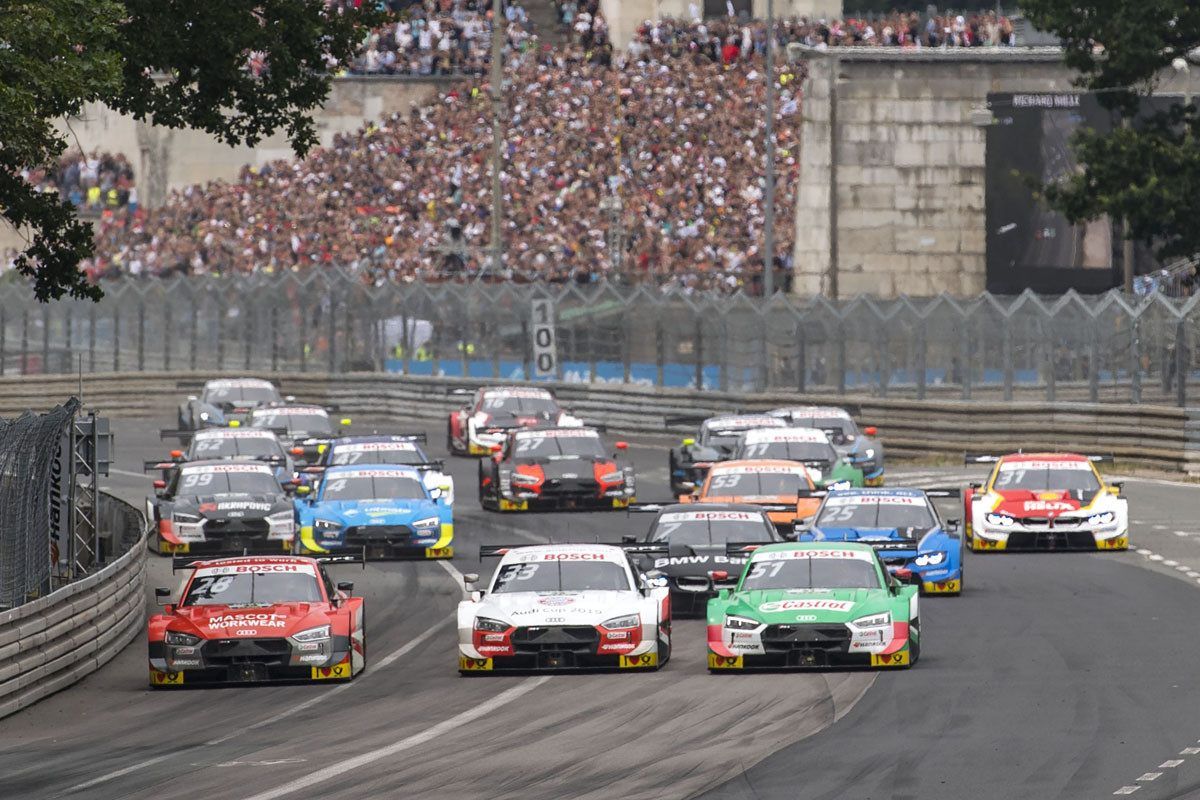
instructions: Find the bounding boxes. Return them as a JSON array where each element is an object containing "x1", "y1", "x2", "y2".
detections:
[
  {"x1": 187, "y1": 395, "x2": 198, "y2": 401},
  {"x1": 153, "y1": 479, "x2": 167, "y2": 491},
  {"x1": 463, "y1": 572, "x2": 480, "y2": 586},
  {"x1": 615, "y1": 441, "x2": 628, "y2": 451},
  {"x1": 1110, "y1": 482, "x2": 1124, "y2": 495},
  {"x1": 490, "y1": 444, "x2": 502, "y2": 453},
  {"x1": 336, "y1": 581, "x2": 354, "y2": 594},
  {"x1": 169, "y1": 450, "x2": 183, "y2": 459},
  {"x1": 682, "y1": 438, "x2": 695, "y2": 447},
  {"x1": 708, "y1": 570, "x2": 729, "y2": 581},
  {"x1": 968, "y1": 482, "x2": 982, "y2": 490},
  {"x1": 155, "y1": 587, "x2": 171, "y2": 604},
  {"x1": 291, "y1": 447, "x2": 305, "y2": 456},
  {"x1": 228, "y1": 420, "x2": 241, "y2": 428},
  {"x1": 285, "y1": 395, "x2": 296, "y2": 402},
  {"x1": 946, "y1": 518, "x2": 961, "y2": 529},
  {"x1": 295, "y1": 485, "x2": 311, "y2": 496},
  {"x1": 621, "y1": 534, "x2": 637, "y2": 543},
  {"x1": 864, "y1": 426, "x2": 878, "y2": 436},
  {"x1": 340, "y1": 418, "x2": 352, "y2": 427}
]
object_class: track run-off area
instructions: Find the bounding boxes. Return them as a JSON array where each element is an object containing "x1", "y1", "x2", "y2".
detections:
[{"x1": 4, "y1": 414, "x2": 1200, "y2": 799}]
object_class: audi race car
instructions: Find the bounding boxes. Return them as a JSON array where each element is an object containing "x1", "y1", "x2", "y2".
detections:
[
  {"x1": 448, "y1": 386, "x2": 582, "y2": 456},
  {"x1": 146, "y1": 461, "x2": 296, "y2": 555},
  {"x1": 767, "y1": 406, "x2": 884, "y2": 486},
  {"x1": 799, "y1": 488, "x2": 964, "y2": 595},
  {"x1": 150, "y1": 427, "x2": 297, "y2": 484},
  {"x1": 478, "y1": 427, "x2": 635, "y2": 512},
  {"x1": 667, "y1": 414, "x2": 785, "y2": 495},
  {"x1": 963, "y1": 452, "x2": 1128, "y2": 552},
  {"x1": 683, "y1": 459, "x2": 821, "y2": 530},
  {"x1": 457, "y1": 543, "x2": 670, "y2": 673},
  {"x1": 707, "y1": 542, "x2": 919, "y2": 671},
  {"x1": 248, "y1": 404, "x2": 350, "y2": 462},
  {"x1": 148, "y1": 555, "x2": 364, "y2": 686},
  {"x1": 304, "y1": 434, "x2": 454, "y2": 504},
  {"x1": 734, "y1": 427, "x2": 864, "y2": 489},
  {"x1": 295, "y1": 464, "x2": 453, "y2": 559},
  {"x1": 177, "y1": 378, "x2": 283, "y2": 431},
  {"x1": 626, "y1": 504, "x2": 784, "y2": 615}
]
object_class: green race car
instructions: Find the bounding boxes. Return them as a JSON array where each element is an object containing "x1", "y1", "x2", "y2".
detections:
[
  {"x1": 733, "y1": 427, "x2": 865, "y2": 489},
  {"x1": 706, "y1": 541, "x2": 919, "y2": 671}
]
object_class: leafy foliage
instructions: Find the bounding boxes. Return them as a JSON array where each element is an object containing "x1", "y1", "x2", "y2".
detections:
[{"x1": 0, "y1": 0, "x2": 383, "y2": 301}]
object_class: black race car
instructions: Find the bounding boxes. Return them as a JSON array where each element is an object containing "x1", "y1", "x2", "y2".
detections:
[
  {"x1": 247, "y1": 404, "x2": 350, "y2": 462},
  {"x1": 666, "y1": 414, "x2": 786, "y2": 495},
  {"x1": 150, "y1": 427, "x2": 298, "y2": 484},
  {"x1": 478, "y1": 426, "x2": 635, "y2": 511},
  {"x1": 177, "y1": 378, "x2": 284, "y2": 430},
  {"x1": 625, "y1": 503, "x2": 784, "y2": 615},
  {"x1": 146, "y1": 461, "x2": 296, "y2": 555}
]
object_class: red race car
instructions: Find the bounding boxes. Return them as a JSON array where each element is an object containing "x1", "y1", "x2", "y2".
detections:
[
  {"x1": 148, "y1": 555, "x2": 365, "y2": 686},
  {"x1": 447, "y1": 386, "x2": 583, "y2": 456}
]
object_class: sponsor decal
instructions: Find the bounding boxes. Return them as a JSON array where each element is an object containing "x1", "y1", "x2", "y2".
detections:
[
  {"x1": 459, "y1": 656, "x2": 494, "y2": 671},
  {"x1": 214, "y1": 501, "x2": 273, "y2": 512},
  {"x1": 194, "y1": 429, "x2": 276, "y2": 440},
  {"x1": 660, "y1": 511, "x2": 759, "y2": 523},
  {"x1": 150, "y1": 669, "x2": 184, "y2": 685},
  {"x1": 182, "y1": 464, "x2": 274, "y2": 475},
  {"x1": 160, "y1": 542, "x2": 190, "y2": 554},
  {"x1": 537, "y1": 595, "x2": 575, "y2": 606},
  {"x1": 744, "y1": 429, "x2": 828, "y2": 444},
  {"x1": 311, "y1": 662, "x2": 351, "y2": 680},
  {"x1": 707, "y1": 653, "x2": 744, "y2": 669},
  {"x1": 299, "y1": 654, "x2": 328, "y2": 664},
  {"x1": 922, "y1": 579, "x2": 962, "y2": 593},
  {"x1": 425, "y1": 546, "x2": 454, "y2": 559},
  {"x1": 476, "y1": 645, "x2": 512, "y2": 655},
  {"x1": 206, "y1": 613, "x2": 288, "y2": 630},
  {"x1": 1020, "y1": 500, "x2": 1077, "y2": 512},
  {"x1": 234, "y1": 629, "x2": 258, "y2": 637},
  {"x1": 753, "y1": 549, "x2": 873, "y2": 562},
  {"x1": 973, "y1": 537, "x2": 1007, "y2": 551},
  {"x1": 196, "y1": 564, "x2": 311, "y2": 576},
  {"x1": 1096, "y1": 536, "x2": 1128, "y2": 550},
  {"x1": 513, "y1": 429, "x2": 597, "y2": 440},
  {"x1": 824, "y1": 495, "x2": 922, "y2": 507},
  {"x1": 540, "y1": 552, "x2": 605, "y2": 561},
  {"x1": 870, "y1": 651, "x2": 910, "y2": 667},
  {"x1": 337, "y1": 442, "x2": 417, "y2": 452},
  {"x1": 169, "y1": 659, "x2": 200, "y2": 667},
  {"x1": 759, "y1": 599, "x2": 854, "y2": 613},
  {"x1": 486, "y1": 388, "x2": 553, "y2": 400},
  {"x1": 998, "y1": 460, "x2": 1090, "y2": 471},
  {"x1": 795, "y1": 614, "x2": 818, "y2": 622},
  {"x1": 710, "y1": 465, "x2": 808, "y2": 477},
  {"x1": 618, "y1": 653, "x2": 658, "y2": 668},
  {"x1": 328, "y1": 468, "x2": 418, "y2": 479}
]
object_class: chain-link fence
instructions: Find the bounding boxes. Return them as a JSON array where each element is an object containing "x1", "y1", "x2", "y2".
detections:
[
  {"x1": 3, "y1": 273, "x2": 1200, "y2": 405},
  {"x1": 0, "y1": 399, "x2": 79, "y2": 610}
]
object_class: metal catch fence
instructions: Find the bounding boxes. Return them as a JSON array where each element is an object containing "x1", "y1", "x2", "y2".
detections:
[
  {"x1": 0, "y1": 399, "x2": 79, "y2": 610},
  {"x1": 2, "y1": 273, "x2": 1200, "y2": 406}
]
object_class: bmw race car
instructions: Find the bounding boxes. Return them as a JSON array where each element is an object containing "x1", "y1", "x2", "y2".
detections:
[
  {"x1": 146, "y1": 461, "x2": 296, "y2": 555},
  {"x1": 295, "y1": 464, "x2": 453, "y2": 559},
  {"x1": 149, "y1": 427, "x2": 297, "y2": 484},
  {"x1": 667, "y1": 414, "x2": 785, "y2": 495},
  {"x1": 148, "y1": 555, "x2": 364, "y2": 686},
  {"x1": 303, "y1": 434, "x2": 454, "y2": 505},
  {"x1": 448, "y1": 386, "x2": 582, "y2": 456},
  {"x1": 963, "y1": 452, "x2": 1128, "y2": 552},
  {"x1": 177, "y1": 378, "x2": 283, "y2": 430},
  {"x1": 683, "y1": 459, "x2": 821, "y2": 530},
  {"x1": 478, "y1": 427, "x2": 635, "y2": 512},
  {"x1": 626, "y1": 504, "x2": 784, "y2": 616},
  {"x1": 248, "y1": 404, "x2": 350, "y2": 462},
  {"x1": 707, "y1": 542, "x2": 920, "y2": 671},
  {"x1": 457, "y1": 543, "x2": 671, "y2": 673},
  {"x1": 799, "y1": 488, "x2": 964, "y2": 595},
  {"x1": 733, "y1": 427, "x2": 864, "y2": 489},
  {"x1": 767, "y1": 406, "x2": 884, "y2": 486}
]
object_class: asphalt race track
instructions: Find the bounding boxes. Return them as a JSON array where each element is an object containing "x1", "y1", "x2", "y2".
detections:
[{"x1": 4, "y1": 414, "x2": 1200, "y2": 800}]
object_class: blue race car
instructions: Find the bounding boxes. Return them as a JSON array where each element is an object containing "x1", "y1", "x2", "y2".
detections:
[
  {"x1": 302, "y1": 434, "x2": 454, "y2": 505},
  {"x1": 797, "y1": 487, "x2": 963, "y2": 595},
  {"x1": 295, "y1": 464, "x2": 453, "y2": 560}
]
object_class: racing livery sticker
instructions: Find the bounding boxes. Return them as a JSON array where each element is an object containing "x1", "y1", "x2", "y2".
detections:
[{"x1": 758, "y1": 599, "x2": 855, "y2": 612}]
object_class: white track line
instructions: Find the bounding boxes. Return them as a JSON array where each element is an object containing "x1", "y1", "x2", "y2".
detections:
[{"x1": 242, "y1": 676, "x2": 551, "y2": 800}]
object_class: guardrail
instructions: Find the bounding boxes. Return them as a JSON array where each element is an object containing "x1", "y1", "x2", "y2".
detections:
[
  {"x1": 0, "y1": 371, "x2": 1193, "y2": 473},
  {"x1": 0, "y1": 493, "x2": 145, "y2": 720}
]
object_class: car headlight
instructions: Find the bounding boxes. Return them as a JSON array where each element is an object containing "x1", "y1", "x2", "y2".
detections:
[
  {"x1": 293, "y1": 625, "x2": 331, "y2": 642},
  {"x1": 474, "y1": 617, "x2": 509, "y2": 632},
  {"x1": 412, "y1": 516, "x2": 439, "y2": 529},
  {"x1": 914, "y1": 551, "x2": 946, "y2": 567},
  {"x1": 172, "y1": 512, "x2": 202, "y2": 524},
  {"x1": 1086, "y1": 511, "x2": 1116, "y2": 526},
  {"x1": 313, "y1": 518, "x2": 341, "y2": 531},
  {"x1": 851, "y1": 612, "x2": 891, "y2": 629},
  {"x1": 165, "y1": 630, "x2": 201, "y2": 646},
  {"x1": 510, "y1": 473, "x2": 540, "y2": 486},
  {"x1": 601, "y1": 614, "x2": 640, "y2": 630},
  {"x1": 725, "y1": 615, "x2": 761, "y2": 630},
  {"x1": 599, "y1": 471, "x2": 624, "y2": 483},
  {"x1": 984, "y1": 512, "x2": 1016, "y2": 527},
  {"x1": 827, "y1": 480, "x2": 852, "y2": 491}
]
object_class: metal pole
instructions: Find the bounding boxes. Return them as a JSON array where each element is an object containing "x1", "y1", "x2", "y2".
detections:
[
  {"x1": 763, "y1": 0, "x2": 775, "y2": 298},
  {"x1": 488, "y1": 0, "x2": 504, "y2": 276},
  {"x1": 828, "y1": 56, "x2": 839, "y2": 300}
]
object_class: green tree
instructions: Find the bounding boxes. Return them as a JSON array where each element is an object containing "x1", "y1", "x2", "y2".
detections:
[
  {"x1": 0, "y1": 0, "x2": 383, "y2": 301},
  {"x1": 1021, "y1": 0, "x2": 1200, "y2": 266}
]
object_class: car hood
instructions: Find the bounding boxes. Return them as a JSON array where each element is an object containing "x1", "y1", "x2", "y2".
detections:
[
  {"x1": 516, "y1": 458, "x2": 614, "y2": 480},
  {"x1": 179, "y1": 494, "x2": 290, "y2": 519},
  {"x1": 169, "y1": 603, "x2": 332, "y2": 639},
  {"x1": 310, "y1": 499, "x2": 440, "y2": 523},
  {"x1": 989, "y1": 489, "x2": 1095, "y2": 517},
  {"x1": 644, "y1": 544, "x2": 751, "y2": 578},
  {"x1": 724, "y1": 588, "x2": 887, "y2": 623},
  {"x1": 474, "y1": 590, "x2": 641, "y2": 626}
]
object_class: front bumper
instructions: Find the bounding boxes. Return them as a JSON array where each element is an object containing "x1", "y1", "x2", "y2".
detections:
[
  {"x1": 459, "y1": 651, "x2": 658, "y2": 672},
  {"x1": 148, "y1": 637, "x2": 353, "y2": 685},
  {"x1": 706, "y1": 646, "x2": 910, "y2": 670},
  {"x1": 707, "y1": 621, "x2": 911, "y2": 670},
  {"x1": 154, "y1": 534, "x2": 292, "y2": 556},
  {"x1": 298, "y1": 523, "x2": 453, "y2": 559},
  {"x1": 970, "y1": 525, "x2": 1128, "y2": 552}
]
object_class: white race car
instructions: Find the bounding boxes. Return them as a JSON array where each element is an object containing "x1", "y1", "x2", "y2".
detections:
[
  {"x1": 458, "y1": 543, "x2": 671, "y2": 673},
  {"x1": 447, "y1": 386, "x2": 582, "y2": 456}
]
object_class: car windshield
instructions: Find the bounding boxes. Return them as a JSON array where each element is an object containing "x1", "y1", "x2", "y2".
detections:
[
  {"x1": 701, "y1": 421, "x2": 778, "y2": 449},
  {"x1": 741, "y1": 555, "x2": 881, "y2": 590},
  {"x1": 328, "y1": 446, "x2": 425, "y2": 466},
  {"x1": 190, "y1": 436, "x2": 281, "y2": 460},
  {"x1": 993, "y1": 465, "x2": 1100, "y2": 493},
  {"x1": 651, "y1": 515, "x2": 775, "y2": 545},
  {"x1": 252, "y1": 412, "x2": 333, "y2": 436},
  {"x1": 481, "y1": 394, "x2": 559, "y2": 416},
  {"x1": 739, "y1": 441, "x2": 836, "y2": 463},
  {"x1": 182, "y1": 571, "x2": 322, "y2": 605},
  {"x1": 203, "y1": 386, "x2": 278, "y2": 404},
  {"x1": 816, "y1": 498, "x2": 935, "y2": 533},
  {"x1": 787, "y1": 417, "x2": 855, "y2": 445},
  {"x1": 705, "y1": 471, "x2": 807, "y2": 497},
  {"x1": 321, "y1": 474, "x2": 427, "y2": 501},
  {"x1": 511, "y1": 433, "x2": 604, "y2": 459},
  {"x1": 174, "y1": 470, "x2": 280, "y2": 496},
  {"x1": 491, "y1": 560, "x2": 630, "y2": 592}
]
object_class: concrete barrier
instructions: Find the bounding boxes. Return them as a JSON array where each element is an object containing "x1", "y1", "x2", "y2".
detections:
[{"x1": 0, "y1": 494, "x2": 145, "y2": 720}]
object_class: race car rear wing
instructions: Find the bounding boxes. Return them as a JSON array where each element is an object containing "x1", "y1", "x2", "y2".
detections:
[
  {"x1": 725, "y1": 541, "x2": 776, "y2": 556},
  {"x1": 159, "y1": 429, "x2": 197, "y2": 442},
  {"x1": 302, "y1": 459, "x2": 445, "y2": 475},
  {"x1": 617, "y1": 543, "x2": 670, "y2": 557},
  {"x1": 479, "y1": 544, "x2": 534, "y2": 559},
  {"x1": 923, "y1": 488, "x2": 962, "y2": 498},
  {"x1": 172, "y1": 547, "x2": 368, "y2": 573},
  {"x1": 663, "y1": 414, "x2": 711, "y2": 428},
  {"x1": 144, "y1": 460, "x2": 180, "y2": 472}
]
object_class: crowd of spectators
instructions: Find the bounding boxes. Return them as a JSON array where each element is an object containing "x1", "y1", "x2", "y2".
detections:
[
  {"x1": 85, "y1": 42, "x2": 801, "y2": 294},
  {"x1": 22, "y1": 151, "x2": 137, "y2": 211}
]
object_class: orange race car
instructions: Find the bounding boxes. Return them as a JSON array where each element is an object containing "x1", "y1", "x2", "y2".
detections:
[{"x1": 679, "y1": 459, "x2": 820, "y2": 531}]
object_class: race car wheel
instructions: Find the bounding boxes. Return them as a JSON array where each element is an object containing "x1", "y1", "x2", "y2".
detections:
[
  {"x1": 907, "y1": 620, "x2": 921, "y2": 667},
  {"x1": 657, "y1": 629, "x2": 671, "y2": 668},
  {"x1": 477, "y1": 463, "x2": 497, "y2": 511}
]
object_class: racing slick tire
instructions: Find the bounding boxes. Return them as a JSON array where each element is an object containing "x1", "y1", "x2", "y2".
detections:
[
  {"x1": 656, "y1": 629, "x2": 671, "y2": 669},
  {"x1": 477, "y1": 463, "x2": 498, "y2": 511},
  {"x1": 447, "y1": 420, "x2": 465, "y2": 457},
  {"x1": 906, "y1": 620, "x2": 921, "y2": 668}
]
